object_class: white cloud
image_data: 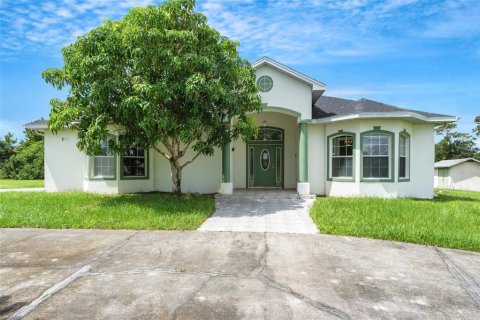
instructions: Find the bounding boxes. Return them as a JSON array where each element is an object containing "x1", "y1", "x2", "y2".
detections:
[
  {"x1": 1, "y1": 0, "x2": 479, "y2": 63},
  {"x1": 0, "y1": 0, "x2": 159, "y2": 60}
]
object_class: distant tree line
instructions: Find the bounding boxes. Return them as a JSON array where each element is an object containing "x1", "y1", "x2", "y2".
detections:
[
  {"x1": 0, "y1": 128, "x2": 44, "y2": 179},
  {"x1": 435, "y1": 115, "x2": 480, "y2": 161}
]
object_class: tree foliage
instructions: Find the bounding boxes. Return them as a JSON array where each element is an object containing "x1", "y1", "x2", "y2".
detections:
[
  {"x1": 435, "y1": 121, "x2": 480, "y2": 161},
  {"x1": 42, "y1": 0, "x2": 262, "y2": 193},
  {"x1": 0, "y1": 129, "x2": 44, "y2": 180},
  {"x1": 474, "y1": 115, "x2": 480, "y2": 137}
]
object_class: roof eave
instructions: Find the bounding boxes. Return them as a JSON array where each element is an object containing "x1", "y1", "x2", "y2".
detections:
[
  {"x1": 252, "y1": 56, "x2": 326, "y2": 90},
  {"x1": 24, "y1": 123, "x2": 48, "y2": 130},
  {"x1": 311, "y1": 112, "x2": 458, "y2": 124}
]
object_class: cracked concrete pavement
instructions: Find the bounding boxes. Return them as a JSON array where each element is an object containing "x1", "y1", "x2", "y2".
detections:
[{"x1": 1, "y1": 229, "x2": 479, "y2": 319}]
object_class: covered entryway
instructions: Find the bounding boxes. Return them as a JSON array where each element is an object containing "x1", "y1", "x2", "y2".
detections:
[{"x1": 247, "y1": 127, "x2": 283, "y2": 188}]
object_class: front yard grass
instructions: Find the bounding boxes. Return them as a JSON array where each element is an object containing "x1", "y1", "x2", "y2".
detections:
[
  {"x1": 310, "y1": 189, "x2": 480, "y2": 252},
  {"x1": 0, "y1": 192, "x2": 214, "y2": 230},
  {"x1": 0, "y1": 179, "x2": 44, "y2": 189}
]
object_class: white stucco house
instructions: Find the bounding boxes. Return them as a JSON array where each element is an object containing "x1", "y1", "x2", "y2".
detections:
[
  {"x1": 434, "y1": 158, "x2": 480, "y2": 192},
  {"x1": 26, "y1": 57, "x2": 457, "y2": 198}
]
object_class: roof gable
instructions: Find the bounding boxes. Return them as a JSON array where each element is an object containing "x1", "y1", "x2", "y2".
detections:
[
  {"x1": 434, "y1": 158, "x2": 480, "y2": 168},
  {"x1": 252, "y1": 57, "x2": 326, "y2": 101}
]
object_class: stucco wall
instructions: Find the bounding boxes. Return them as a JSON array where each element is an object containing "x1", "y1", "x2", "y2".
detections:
[
  {"x1": 447, "y1": 162, "x2": 480, "y2": 191},
  {"x1": 255, "y1": 65, "x2": 312, "y2": 120},
  {"x1": 44, "y1": 129, "x2": 84, "y2": 192},
  {"x1": 319, "y1": 119, "x2": 435, "y2": 198},
  {"x1": 232, "y1": 111, "x2": 298, "y2": 189},
  {"x1": 153, "y1": 145, "x2": 222, "y2": 194}
]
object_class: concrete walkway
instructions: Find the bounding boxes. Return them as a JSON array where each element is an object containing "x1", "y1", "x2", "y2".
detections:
[
  {"x1": 0, "y1": 188, "x2": 44, "y2": 193},
  {"x1": 2, "y1": 229, "x2": 479, "y2": 319},
  {"x1": 198, "y1": 189, "x2": 318, "y2": 234}
]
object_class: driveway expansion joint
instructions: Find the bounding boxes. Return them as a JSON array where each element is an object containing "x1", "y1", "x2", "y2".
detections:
[
  {"x1": 7, "y1": 231, "x2": 139, "y2": 320},
  {"x1": 436, "y1": 248, "x2": 480, "y2": 308}
]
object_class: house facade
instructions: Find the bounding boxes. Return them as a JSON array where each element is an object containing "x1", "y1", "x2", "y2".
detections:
[
  {"x1": 26, "y1": 57, "x2": 456, "y2": 198},
  {"x1": 434, "y1": 158, "x2": 480, "y2": 192}
]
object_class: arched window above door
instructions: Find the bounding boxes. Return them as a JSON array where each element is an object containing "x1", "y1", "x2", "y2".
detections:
[{"x1": 253, "y1": 127, "x2": 283, "y2": 142}]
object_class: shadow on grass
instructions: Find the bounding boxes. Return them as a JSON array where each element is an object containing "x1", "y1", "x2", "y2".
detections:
[
  {"x1": 89, "y1": 192, "x2": 215, "y2": 215},
  {"x1": 415, "y1": 193, "x2": 480, "y2": 204}
]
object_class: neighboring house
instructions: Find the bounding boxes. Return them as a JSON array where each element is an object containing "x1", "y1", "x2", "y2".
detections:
[
  {"x1": 26, "y1": 57, "x2": 457, "y2": 198},
  {"x1": 434, "y1": 158, "x2": 480, "y2": 192}
]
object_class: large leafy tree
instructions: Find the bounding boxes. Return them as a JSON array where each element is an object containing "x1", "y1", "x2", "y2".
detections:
[
  {"x1": 0, "y1": 132, "x2": 16, "y2": 162},
  {"x1": 0, "y1": 129, "x2": 44, "y2": 180},
  {"x1": 435, "y1": 122, "x2": 479, "y2": 161},
  {"x1": 43, "y1": 0, "x2": 262, "y2": 194}
]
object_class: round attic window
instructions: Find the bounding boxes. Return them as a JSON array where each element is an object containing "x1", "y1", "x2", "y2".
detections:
[{"x1": 257, "y1": 76, "x2": 273, "y2": 92}]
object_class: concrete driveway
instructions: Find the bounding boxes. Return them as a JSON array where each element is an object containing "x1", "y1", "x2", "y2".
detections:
[{"x1": 1, "y1": 229, "x2": 479, "y2": 320}]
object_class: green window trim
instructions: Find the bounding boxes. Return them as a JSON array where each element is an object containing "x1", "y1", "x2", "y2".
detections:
[
  {"x1": 120, "y1": 147, "x2": 150, "y2": 180},
  {"x1": 89, "y1": 135, "x2": 117, "y2": 181},
  {"x1": 398, "y1": 130, "x2": 410, "y2": 182},
  {"x1": 360, "y1": 128, "x2": 395, "y2": 182},
  {"x1": 327, "y1": 131, "x2": 356, "y2": 182},
  {"x1": 88, "y1": 156, "x2": 117, "y2": 180},
  {"x1": 257, "y1": 75, "x2": 273, "y2": 92}
]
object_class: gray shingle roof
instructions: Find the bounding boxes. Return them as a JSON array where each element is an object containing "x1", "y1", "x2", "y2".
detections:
[
  {"x1": 313, "y1": 96, "x2": 455, "y2": 119},
  {"x1": 24, "y1": 118, "x2": 48, "y2": 129},
  {"x1": 434, "y1": 158, "x2": 480, "y2": 168}
]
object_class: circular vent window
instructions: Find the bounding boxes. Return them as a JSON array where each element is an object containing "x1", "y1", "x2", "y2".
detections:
[{"x1": 257, "y1": 76, "x2": 273, "y2": 92}]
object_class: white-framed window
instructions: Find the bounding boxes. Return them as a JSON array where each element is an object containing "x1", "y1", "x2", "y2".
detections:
[
  {"x1": 361, "y1": 131, "x2": 393, "y2": 180},
  {"x1": 399, "y1": 132, "x2": 410, "y2": 180},
  {"x1": 122, "y1": 143, "x2": 147, "y2": 178},
  {"x1": 91, "y1": 136, "x2": 116, "y2": 179},
  {"x1": 329, "y1": 134, "x2": 355, "y2": 179}
]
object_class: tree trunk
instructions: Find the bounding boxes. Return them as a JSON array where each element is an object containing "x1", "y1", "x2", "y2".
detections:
[{"x1": 170, "y1": 158, "x2": 182, "y2": 195}]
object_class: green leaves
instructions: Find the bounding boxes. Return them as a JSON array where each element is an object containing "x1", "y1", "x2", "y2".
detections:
[{"x1": 42, "y1": 0, "x2": 262, "y2": 192}]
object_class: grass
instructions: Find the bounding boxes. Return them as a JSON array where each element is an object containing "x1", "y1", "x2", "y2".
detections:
[
  {"x1": 310, "y1": 189, "x2": 480, "y2": 252},
  {"x1": 0, "y1": 179, "x2": 44, "y2": 189},
  {"x1": 0, "y1": 192, "x2": 215, "y2": 230}
]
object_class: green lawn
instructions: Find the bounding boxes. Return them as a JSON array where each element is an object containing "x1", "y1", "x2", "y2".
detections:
[
  {"x1": 0, "y1": 179, "x2": 44, "y2": 189},
  {"x1": 310, "y1": 189, "x2": 480, "y2": 252},
  {"x1": 0, "y1": 192, "x2": 215, "y2": 230}
]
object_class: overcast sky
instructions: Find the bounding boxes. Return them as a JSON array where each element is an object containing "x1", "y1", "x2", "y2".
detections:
[{"x1": 1, "y1": 0, "x2": 479, "y2": 140}]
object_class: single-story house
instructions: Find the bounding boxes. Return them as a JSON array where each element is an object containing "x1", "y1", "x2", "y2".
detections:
[
  {"x1": 26, "y1": 57, "x2": 457, "y2": 198},
  {"x1": 434, "y1": 158, "x2": 480, "y2": 192}
]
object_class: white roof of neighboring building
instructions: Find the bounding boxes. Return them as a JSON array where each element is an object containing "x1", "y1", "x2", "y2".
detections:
[{"x1": 434, "y1": 158, "x2": 480, "y2": 168}]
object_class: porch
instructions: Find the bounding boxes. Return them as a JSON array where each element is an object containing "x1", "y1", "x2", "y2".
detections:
[{"x1": 219, "y1": 110, "x2": 311, "y2": 196}]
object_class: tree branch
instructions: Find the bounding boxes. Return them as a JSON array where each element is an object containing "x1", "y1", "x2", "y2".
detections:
[
  {"x1": 181, "y1": 150, "x2": 203, "y2": 169},
  {"x1": 153, "y1": 145, "x2": 171, "y2": 160}
]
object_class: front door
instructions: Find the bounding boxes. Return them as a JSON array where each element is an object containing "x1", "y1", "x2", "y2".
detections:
[{"x1": 247, "y1": 127, "x2": 284, "y2": 188}]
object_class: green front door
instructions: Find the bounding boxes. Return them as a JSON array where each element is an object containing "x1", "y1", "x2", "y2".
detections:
[
  {"x1": 254, "y1": 145, "x2": 277, "y2": 187},
  {"x1": 247, "y1": 127, "x2": 284, "y2": 188}
]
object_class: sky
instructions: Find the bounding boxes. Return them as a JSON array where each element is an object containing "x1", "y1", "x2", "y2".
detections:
[{"x1": 0, "y1": 0, "x2": 479, "y2": 141}]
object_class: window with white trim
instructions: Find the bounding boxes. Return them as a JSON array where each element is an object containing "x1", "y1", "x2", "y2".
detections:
[
  {"x1": 329, "y1": 134, "x2": 354, "y2": 179},
  {"x1": 362, "y1": 132, "x2": 392, "y2": 179},
  {"x1": 122, "y1": 143, "x2": 147, "y2": 178},
  {"x1": 92, "y1": 137, "x2": 115, "y2": 179},
  {"x1": 399, "y1": 133, "x2": 410, "y2": 180}
]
